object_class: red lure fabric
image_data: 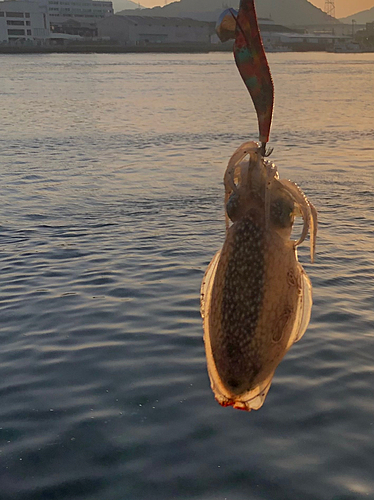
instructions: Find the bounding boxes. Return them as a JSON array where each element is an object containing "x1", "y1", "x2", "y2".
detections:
[{"x1": 233, "y1": 0, "x2": 274, "y2": 145}]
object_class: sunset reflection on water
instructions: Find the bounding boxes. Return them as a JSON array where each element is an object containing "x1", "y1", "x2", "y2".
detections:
[{"x1": 0, "y1": 52, "x2": 374, "y2": 500}]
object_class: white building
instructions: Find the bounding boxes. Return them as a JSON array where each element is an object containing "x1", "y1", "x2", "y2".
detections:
[
  {"x1": 35, "y1": 0, "x2": 113, "y2": 26},
  {"x1": 97, "y1": 15, "x2": 212, "y2": 45},
  {"x1": 0, "y1": 1, "x2": 50, "y2": 43}
]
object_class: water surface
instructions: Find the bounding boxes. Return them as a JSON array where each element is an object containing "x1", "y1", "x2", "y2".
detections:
[{"x1": 1, "y1": 52, "x2": 374, "y2": 500}]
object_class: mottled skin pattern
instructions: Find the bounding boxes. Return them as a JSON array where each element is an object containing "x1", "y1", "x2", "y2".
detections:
[
  {"x1": 210, "y1": 212, "x2": 265, "y2": 394},
  {"x1": 201, "y1": 142, "x2": 316, "y2": 411},
  {"x1": 210, "y1": 203, "x2": 300, "y2": 397}
]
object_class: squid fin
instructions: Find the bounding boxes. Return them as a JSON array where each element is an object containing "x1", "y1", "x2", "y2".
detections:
[
  {"x1": 200, "y1": 250, "x2": 221, "y2": 320},
  {"x1": 286, "y1": 263, "x2": 313, "y2": 349}
]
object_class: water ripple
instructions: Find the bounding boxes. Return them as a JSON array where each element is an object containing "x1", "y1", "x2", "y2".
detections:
[{"x1": 1, "y1": 52, "x2": 374, "y2": 500}]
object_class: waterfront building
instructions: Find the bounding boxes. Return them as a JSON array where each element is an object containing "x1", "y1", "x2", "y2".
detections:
[
  {"x1": 0, "y1": 0, "x2": 50, "y2": 43},
  {"x1": 278, "y1": 32, "x2": 351, "y2": 51},
  {"x1": 26, "y1": 0, "x2": 113, "y2": 36},
  {"x1": 97, "y1": 14, "x2": 212, "y2": 45},
  {"x1": 35, "y1": 0, "x2": 113, "y2": 24}
]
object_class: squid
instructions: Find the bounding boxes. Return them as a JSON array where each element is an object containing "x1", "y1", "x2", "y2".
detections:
[
  {"x1": 201, "y1": 142, "x2": 317, "y2": 410},
  {"x1": 201, "y1": 0, "x2": 317, "y2": 411}
]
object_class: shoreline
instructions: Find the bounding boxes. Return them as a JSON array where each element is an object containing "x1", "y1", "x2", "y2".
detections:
[
  {"x1": 0, "y1": 43, "x2": 226, "y2": 54},
  {"x1": 0, "y1": 43, "x2": 373, "y2": 55}
]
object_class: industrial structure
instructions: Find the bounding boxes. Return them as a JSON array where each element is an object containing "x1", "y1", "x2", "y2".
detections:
[
  {"x1": 324, "y1": 0, "x2": 336, "y2": 19},
  {"x1": 0, "y1": 0, "x2": 114, "y2": 40},
  {"x1": 0, "y1": 0, "x2": 368, "y2": 51},
  {"x1": 0, "y1": 1, "x2": 50, "y2": 43},
  {"x1": 32, "y1": 0, "x2": 113, "y2": 36},
  {"x1": 97, "y1": 14, "x2": 212, "y2": 45},
  {"x1": 255, "y1": 18, "x2": 350, "y2": 52}
]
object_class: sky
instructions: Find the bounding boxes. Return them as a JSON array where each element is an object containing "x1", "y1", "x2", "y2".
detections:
[
  {"x1": 138, "y1": 0, "x2": 374, "y2": 19},
  {"x1": 309, "y1": 0, "x2": 374, "y2": 18}
]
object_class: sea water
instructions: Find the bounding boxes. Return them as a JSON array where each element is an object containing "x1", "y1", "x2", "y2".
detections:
[{"x1": 1, "y1": 52, "x2": 374, "y2": 500}]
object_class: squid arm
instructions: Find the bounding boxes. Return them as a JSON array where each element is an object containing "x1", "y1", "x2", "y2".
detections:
[
  {"x1": 223, "y1": 141, "x2": 259, "y2": 230},
  {"x1": 279, "y1": 178, "x2": 317, "y2": 262}
]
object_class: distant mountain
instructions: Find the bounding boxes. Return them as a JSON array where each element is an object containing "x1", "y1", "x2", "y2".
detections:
[
  {"x1": 340, "y1": 6, "x2": 374, "y2": 24},
  {"x1": 112, "y1": 0, "x2": 144, "y2": 13},
  {"x1": 117, "y1": 0, "x2": 338, "y2": 26}
]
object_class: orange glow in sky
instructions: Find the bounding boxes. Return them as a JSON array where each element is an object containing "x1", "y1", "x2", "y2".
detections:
[
  {"x1": 308, "y1": 0, "x2": 374, "y2": 18},
  {"x1": 139, "y1": 0, "x2": 374, "y2": 19}
]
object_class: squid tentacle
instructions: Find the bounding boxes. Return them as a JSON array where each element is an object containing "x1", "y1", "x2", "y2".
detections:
[
  {"x1": 224, "y1": 141, "x2": 259, "y2": 193},
  {"x1": 309, "y1": 202, "x2": 318, "y2": 263},
  {"x1": 224, "y1": 141, "x2": 260, "y2": 230},
  {"x1": 264, "y1": 161, "x2": 278, "y2": 230},
  {"x1": 279, "y1": 178, "x2": 317, "y2": 262}
]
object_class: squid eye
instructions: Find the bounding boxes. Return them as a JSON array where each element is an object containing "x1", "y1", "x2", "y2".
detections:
[
  {"x1": 226, "y1": 192, "x2": 241, "y2": 222},
  {"x1": 271, "y1": 198, "x2": 294, "y2": 229}
]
